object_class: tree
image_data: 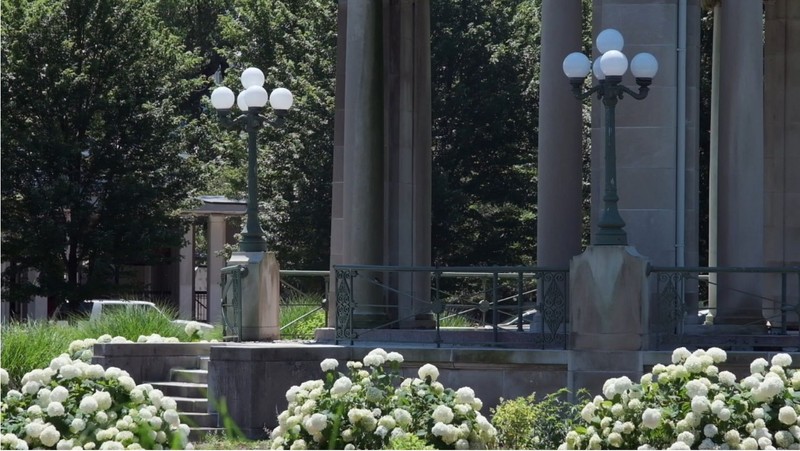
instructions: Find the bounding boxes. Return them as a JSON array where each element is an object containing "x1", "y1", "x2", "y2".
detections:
[
  {"x1": 207, "y1": 0, "x2": 337, "y2": 270},
  {"x1": 430, "y1": 0, "x2": 540, "y2": 266},
  {"x1": 1, "y1": 0, "x2": 205, "y2": 306}
]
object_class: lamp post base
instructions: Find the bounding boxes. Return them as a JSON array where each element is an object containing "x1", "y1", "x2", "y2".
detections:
[{"x1": 227, "y1": 251, "x2": 281, "y2": 341}]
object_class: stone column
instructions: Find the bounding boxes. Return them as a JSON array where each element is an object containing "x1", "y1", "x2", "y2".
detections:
[
  {"x1": 384, "y1": 0, "x2": 432, "y2": 327},
  {"x1": 328, "y1": 0, "x2": 348, "y2": 326},
  {"x1": 207, "y1": 215, "x2": 226, "y2": 324},
  {"x1": 343, "y1": 0, "x2": 386, "y2": 327},
  {"x1": 537, "y1": 0, "x2": 583, "y2": 268},
  {"x1": 178, "y1": 227, "x2": 195, "y2": 320},
  {"x1": 714, "y1": 0, "x2": 765, "y2": 327},
  {"x1": 763, "y1": 0, "x2": 800, "y2": 327}
]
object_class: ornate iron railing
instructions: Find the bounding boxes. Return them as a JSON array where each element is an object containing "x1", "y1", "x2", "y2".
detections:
[
  {"x1": 650, "y1": 266, "x2": 800, "y2": 348},
  {"x1": 220, "y1": 264, "x2": 248, "y2": 341},
  {"x1": 332, "y1": 265, "x2": 569, "y2": 349}
]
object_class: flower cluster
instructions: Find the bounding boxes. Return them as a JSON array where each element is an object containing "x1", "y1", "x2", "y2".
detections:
[
  {"x1": 183, "y1": 322, "x2": 207, "y2": 340},
  {"x1": 67, "y1": 333, "x2": 218, "y2": 364},
  {"x1": 562, "y1": 347, "x2": 800, "y2": 450},
  {"x1": 269, "y1": 348, "x2": 497, "y2": 450},
  {"x1": 1, "y1": 354, "x2": 192, "y2": 450}
]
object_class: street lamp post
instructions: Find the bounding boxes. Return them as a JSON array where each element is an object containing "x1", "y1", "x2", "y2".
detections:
[
  {"x1": 209, "y1": 67, "x2": 294, "y2": 252},
  {"x1": 209, "y1": 67, "x2": 293, "y2": 341},
  {"x1": 562, "y1": 29, "x2": 658, "y2": 246}
]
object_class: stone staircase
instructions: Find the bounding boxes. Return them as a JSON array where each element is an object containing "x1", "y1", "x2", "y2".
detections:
[{"x1": 148, "y1": 356, "x2": 223, "y2": 442}]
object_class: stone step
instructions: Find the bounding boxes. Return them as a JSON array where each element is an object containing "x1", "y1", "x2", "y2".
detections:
[
  {"x1": 189, "y1": 427, "x2": 225, "y2": 442},
  {"x1": 170, "y1": 368, "x2": 208, "y2": 384},
  {"x1": 180, "y1": 412, "x2": 219, "y2": 428},
  {"x1": 151, "y1": 381, "x2": 208, "y2": 399},
  {"x1": 172, "y1": 396, "x2": 209, "y2": 413}
]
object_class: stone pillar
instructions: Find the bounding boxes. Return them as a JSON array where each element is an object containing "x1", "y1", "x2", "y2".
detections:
[
  {"x1": 342, "y1": 0, "x2": 387, "y2": 328},
  {"x1": 537, "y1": 0, "x2": 583, "y2": 268},
  {"x1": 568, "y1": 246, "x2": 649, "y2": 395},
  {"x1": 178, "y1": 227, "x2": 195, "y2": 320},
  {"x1": 207, "y1": 215, "x2": 226, "y2": 324},
  {"x1": 763, "y1": 0, "x2": 800, "y2": 327},
  {"x1": 714, "y1": 0, "x2": 765, "y2": 327},
  {"x1": 227, "y1": 251, "x2": 281, "y2": 341},
  {"x1": 329, "y1": 0, "x2": 348, "y2": 326},
  {"x1": 384, "y1": 0, "x2": 432, "y2": 327}
]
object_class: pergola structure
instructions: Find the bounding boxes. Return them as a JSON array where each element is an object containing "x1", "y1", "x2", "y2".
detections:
[{"x1": 329, "y1": 0, "x2": 799, "y2": 329}]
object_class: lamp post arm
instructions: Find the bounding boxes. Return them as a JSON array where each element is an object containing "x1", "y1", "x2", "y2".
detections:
[
  {"x1": 570, "y1": 83, "x2": 603, "y2": 101},
  {"x1": 620, "y1": 84, "x2": 650, "y2": 100}
]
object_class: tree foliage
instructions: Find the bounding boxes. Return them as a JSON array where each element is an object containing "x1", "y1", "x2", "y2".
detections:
[
  {"x1": 1, "y1": 0, "x2": 205, "y2": 304},
  {"x1": 207, "y1": 0, "x2": 336, "y2": 270},
  {"x1": 430, "y1": 0, "x2": 541, "y2": 266}
]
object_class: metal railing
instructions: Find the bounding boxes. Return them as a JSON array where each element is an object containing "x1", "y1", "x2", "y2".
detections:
[
  {"x1": 333, "y1": 265, "x2": 569, "y2": 348},
  {"x1": 650, "y1": 266, "x2": 800, "y2": 347},
  {"x1": 193, "y1": 291, "x2": 208, "y2": 322},
  {"x1": 278, "y1": 270, "x2": 329, "y2": 338},
  {"x1": 220, "y1": 264, "x2": 248, "y2": 341}
]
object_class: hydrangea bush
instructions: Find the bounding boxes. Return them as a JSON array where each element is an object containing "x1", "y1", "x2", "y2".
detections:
[
  {"x1": 269, "y1": 348, "x2": 498, "y2": 450},
  {"x1": 562, "y1": 347, "x2": 800, "y2": 450},
  {"x1": 1, "y1": 354, "x2": 192, "y2": 450}
]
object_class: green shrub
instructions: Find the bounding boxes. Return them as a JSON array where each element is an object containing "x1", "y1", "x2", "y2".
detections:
[
  {"x1": 0, "y1": 321, "x2": 83, "y2": 390},
  {"x1": 491, "y1": 388, "x2": 586, "y2": 450},
  {"x1": 386, "y1": 433, "x2": 436, "y2": 450}
]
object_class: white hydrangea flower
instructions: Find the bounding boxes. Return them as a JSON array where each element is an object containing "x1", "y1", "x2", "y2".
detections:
[
  {"x1": 86, "y1": 364, "x2": 105, "y2": 379},
  {"x1": 718, "y1": 370, "x2": 736, "y2": 386},
  {"x1": 751, "y1": 358, "x2": 769, "y2": 374},
  {"x1": 330, "y1": 376, "x2": 352, "y2": 397},
  {"x1": 677, "y1": 431, "x2": 695, "y2": 447},
  {"x1": 40, "y1": 425, "x2": 61, "y2": 447},
  {"x1": 98, "y1": 441, "x2": 124, "y2": 450},
  {"x1": 163, "y1": 409, "x2": 180, "y2": 427},
  {"x1": 757, "y1": 436, "x2": 773, "y2": 449},
  {"x1": 320, "y1": 358, "x2": 339, "y2": 372},
  {"x1": 608, "y1": 432, "x2": 623, "y2": 447},
  {"x1": 386, "y1": 352, "x2": 403, "y2": 363},
  {"x1": 392, "y1": 408, "x2": 412, "y2": 427},
  {"x1": 93, "y1": 391, "x2": 113, "y2": 410},
  {"x1": 703, "y1": 424, "x2": 718, "y2": 438},
  {"x1": 780, "y1": 406, "x2": 798, "y2": 425},
  {"x1": 455, "y1": 387, "x2": 475, "y2": 405},
  {"x1": 776, "y1": 430, "x2": 794, "y2": 449},
  {"x1": 0, "y1": 368, "x2": 8, "y2": 386},
  {"x1": 418, "y1": 363, "x2": 439, "y2": 382},
  {"x1": 79, "y1": 396, "x2": 99, "y2": 414},
  {"x1": 581, "y1": 403, "x2": 597, "y2": 422},
  {"x1": 303, "y1": 413, "x2": 328, "y2": 434},
  {"x1": 684, "y1": 356, "x2": 704, "y2": 373},
  {"x1": 49, "y1": 355, "x2": 72, "y2": 371},
  {"x1": 610, "y1": 403, "x2": 624, "y2": 418},
  {"x1": 432, "y1": 405, "x2": 455, "y2": 424},
  {"x1": 149, "y1": 416, "x2": 163, "y2": 429},
  {"x1": 706, "y1": 347, "x2": 727, "y2": 363},
  {"x1": 690, "y1": 396, "x2": 709, "y2": 414},
  {"x1": 25, "y1": 420, "x2": 45, "y2": 438},
  {"x1": 47, "y1": 401, "x2": 65, "y2": 417},
  {"x1": 686, "y1": 379, "x2": 709, "y2": 398},
  {"x1": 363, "y1": 353, "x2": 385, "y2": 367},
  {"x1": 22, "y1": 380, "x2": 41, "y2": 395},
  {"x1": 672, "y1": 347, "x2": 691, "y2": 364},
  {"x1": 642, "y1": 408, "x2": 661, "y2": 429}
]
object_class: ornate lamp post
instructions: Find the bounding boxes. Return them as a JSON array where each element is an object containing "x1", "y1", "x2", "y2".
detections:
[
  {"x1": 209, "y1": 67, "x2": 293, "y2": 341},
  {"x1": 209, "y1": 67, "x2": 293, "y2": 251},
  {"x1": 562, "y1": 29, "x2": 658, "y2": 246}
]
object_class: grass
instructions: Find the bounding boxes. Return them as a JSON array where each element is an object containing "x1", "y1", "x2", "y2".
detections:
[
  {"x1": 78, "y1": 305, "x2": 188, "y2": 342},
  {"x1": 0, "y1": 321, "x2": 84, "y2": 389},
  {"x1": 193, "y1": 432, "x2": 270, "y2": 450},
  {"x1": 280, "y1": 295, "x2": 326, "y2": 339}
]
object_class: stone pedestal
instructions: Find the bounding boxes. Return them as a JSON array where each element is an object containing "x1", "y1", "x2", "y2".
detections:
[
  {"x1": 227, "y1": 251, "x2": 281, "y2": 341},
  {"x1": 568, "y1": 246, "x2": 650, "y2": 395}
]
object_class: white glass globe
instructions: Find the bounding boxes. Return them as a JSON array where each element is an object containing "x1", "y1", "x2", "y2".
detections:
[
  {"x1": 240, "y1": 67, "x2": 265, "y2": 89},
  {"x1": 593, "y1": 59, "x2": 605, "y2": 80},
  {"x1": 269, "y1": 87, "x2": 294, "y2": 110},
  {"x1": 596, "y1": 29, "x2": 624, "y2": 53},
  {"x1": 562, "y1": 52, "x2": 591, "y2": 78},
  {"x1": 244, "y1": 85, "x2": 269, "y2": 108},
  {"x1": 237, "y1": 91, "x2": 249, "y2": 111},
  {"x1": 600, "y1": 50, "x2": 628, "y2": 77},
  {"x1": 210, "y1": 86, "x2": 235, "y2": 110},
  {"x1": 630, "y1": 52, "x2": 659, "y2": 78}
]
